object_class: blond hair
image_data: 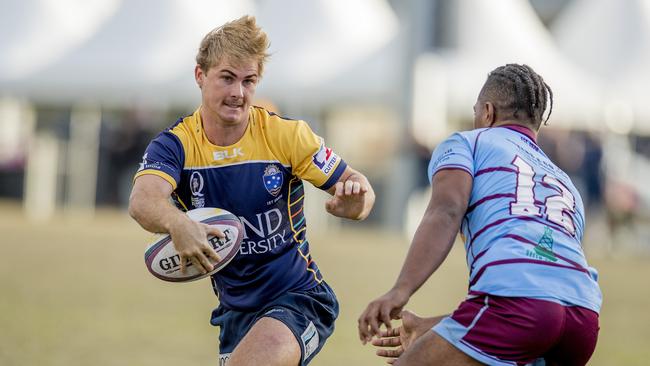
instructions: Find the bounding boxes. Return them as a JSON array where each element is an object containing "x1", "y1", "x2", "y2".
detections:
[{"x1": 196, "y1": 15, "x2": 270, "y2": 76}]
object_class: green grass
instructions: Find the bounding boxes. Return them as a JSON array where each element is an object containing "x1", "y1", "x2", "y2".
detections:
[{"x1": 0, "y1": 205, "x2": 648, "y2": 365}]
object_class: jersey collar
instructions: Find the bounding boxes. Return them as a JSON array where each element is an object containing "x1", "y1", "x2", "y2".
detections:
[{"x1": 499, "y1": 124, "x2": 537, "y2": 144}]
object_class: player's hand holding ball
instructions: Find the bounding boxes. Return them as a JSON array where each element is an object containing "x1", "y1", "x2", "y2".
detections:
[
  {"x1": 144, "y1": 208, "x2": 244, "y2": 282},
  {"x1": 168, "y1": 214, "x2": 224, "y2": 275}
]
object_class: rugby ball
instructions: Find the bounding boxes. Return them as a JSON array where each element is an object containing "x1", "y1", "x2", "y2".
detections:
[{"x1": 144, "y1": 207, "x2": 243, "y2": 282}]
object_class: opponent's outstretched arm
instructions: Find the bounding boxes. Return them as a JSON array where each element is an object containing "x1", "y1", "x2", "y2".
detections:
[
  {"x1": 358, "y1": 169, "x2": 472, "y2": 343},
  {"x1": 325, "y1": 166, "x2": 375, "y2": 220}
]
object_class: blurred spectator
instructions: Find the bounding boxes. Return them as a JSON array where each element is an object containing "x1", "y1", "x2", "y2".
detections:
[
  {"x1": 538, "y1": 129, "x2": 604, "y2": 209},
  {"x1": 96, "y1": 108, "x2": 157, "y2": 208}
]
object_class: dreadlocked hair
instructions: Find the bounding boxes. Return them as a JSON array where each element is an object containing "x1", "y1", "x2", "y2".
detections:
[{"x1": 480, "y1": 64, "x2": 553, "y2": 129}]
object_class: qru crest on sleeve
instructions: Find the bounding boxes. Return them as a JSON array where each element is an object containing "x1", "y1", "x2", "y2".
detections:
[{"x1": 263, "y1": 164, "x2": 283, "y2": 197}]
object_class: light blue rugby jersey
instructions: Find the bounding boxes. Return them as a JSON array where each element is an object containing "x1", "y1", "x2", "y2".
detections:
[{"x1": 428, "y1": 125, "x2": 602, "y2": 312}]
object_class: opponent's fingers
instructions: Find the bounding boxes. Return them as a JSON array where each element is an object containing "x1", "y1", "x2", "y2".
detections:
[
  {"x1": 368, "y1": 313, "x2": 383, "y2": 339},
  {"x1": 358, "y1": 313, "x2": 370, "y2": 343},
  {"x1": 379, "y1": 305, "x2": 393, "y2": 332},
  {"x1": 379, "y1": 327, "x2": 401, "y2": 338},
  {"x1": 358, "y1": 307, "x2": 377, "y2": 344},
  {"x1": 372, "y1": 336, "x2": 401, "y2": 348},
  {"x1": 376, "y1": 347, "x2": 404, "y2": 358}
]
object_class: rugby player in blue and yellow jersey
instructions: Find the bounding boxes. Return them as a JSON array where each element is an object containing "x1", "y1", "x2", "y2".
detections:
[
  {"x1": 359, "y1": 64, "x2": 601, "y2": 366},
  {"x1": 128, "y1": 16, "x2": 375, "y2": 366}
]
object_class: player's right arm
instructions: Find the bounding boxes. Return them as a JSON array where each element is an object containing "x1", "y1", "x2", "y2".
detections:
[
  {"x1": 129, "y1": 173, "x2": 222, "y2": 275},
  {"x1": 357, "y1": 169, "x2": 472, "y2": 343},
  {"x1": 358, "y1": 132, "x2": 474, "y2": 343}
]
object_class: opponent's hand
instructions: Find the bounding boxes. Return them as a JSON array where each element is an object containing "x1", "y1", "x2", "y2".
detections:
[
  {"x1": 372, "y1": 310, "x2": 426, "y2": 364},
  {"x1": 168, "y1": 216, "x2": 224, "y2": 274},
  {"x1": 358, "y1": 287, "x2": 410, "y2": 344},
  {"x1": 325, "y1": 179, "x2": 370, "y2": 220}
]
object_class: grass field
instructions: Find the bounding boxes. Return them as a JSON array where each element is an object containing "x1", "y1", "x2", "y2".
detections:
[{"x1": 0, "y1": 204, "x2": 648, "y2": 365}]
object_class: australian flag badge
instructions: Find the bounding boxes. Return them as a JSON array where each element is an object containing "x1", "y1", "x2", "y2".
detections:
[{"x1": 263, "y1": 164, "x2": 283, "y2": 196}]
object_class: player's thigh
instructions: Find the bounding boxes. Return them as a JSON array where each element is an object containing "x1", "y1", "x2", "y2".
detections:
[
  {"x1": 394, "y1": 330, "x2": 483, "y2": 366},
  {"x1": 228, "y1": 316, "x2": 301, "y2": 366}
]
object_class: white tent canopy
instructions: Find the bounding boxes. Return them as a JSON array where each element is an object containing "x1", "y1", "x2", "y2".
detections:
[
  {"x1": 553, "y1": 0, "x2": 650, "y2": 129},
  {"x1": 445, "y1": 0, "x2": 604, "y2": 127},
  {"x1": 1, "y1": 0, "x2": 399, "y2": 107},
  {"x1": 255, "y1": 0, "x2": 399, "y2": 104},
  {"x1": 2, "y1": 0, "x2": 254, "y2": 105},
  {"x1": 0, "y1": 0, "x2": 119, "y2": 81}
]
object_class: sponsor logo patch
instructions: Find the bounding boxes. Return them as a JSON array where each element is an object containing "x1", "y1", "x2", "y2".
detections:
[
  {"x1": 263, "y1": 164, "x2": 283, "y2": 197},
  {"x1": 301, "y1": 321, "x2": 319, "y2": 360},
  {"x1": 138, "y1": 153, "x2": 148, "y2": 172},
  {"x1": 526, "y1": 226, "x2": 558, "y2": 262},
  {"x1": 137, "y1": 153, "x2": 176, "y2": 172},
  {"x1": 312, "y1": 140, "x2": 339, "y2": 175}
]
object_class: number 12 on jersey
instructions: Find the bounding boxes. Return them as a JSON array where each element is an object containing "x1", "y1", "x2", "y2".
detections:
[{"x1": 510, "y1": 156, "x2": 576, "y2": 235}]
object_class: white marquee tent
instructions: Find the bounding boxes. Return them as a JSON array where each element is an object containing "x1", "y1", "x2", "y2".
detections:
[
  {"x1": 412, "y1": 0, "x2": 608, "y2": 148},
  {"x1": 1, "y1": 0, "x2": 399, "y2": 107},
  {"x1": 553, "y1": 0, "x2": 650, "y2": 132}
]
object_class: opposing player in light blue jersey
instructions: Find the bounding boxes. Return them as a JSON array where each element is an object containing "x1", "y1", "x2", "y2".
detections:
[
  {"x1": 359, "y1": 64, "x2": 601, "y2": 366},
  {"x1": 128, "y1": 16, "x2": 375, "y2": 366}
]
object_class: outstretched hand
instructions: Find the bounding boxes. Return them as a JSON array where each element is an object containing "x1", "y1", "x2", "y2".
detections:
[
  {"x1": 358, "y1": 288, "x2": 410, "y2": 344},
  {"x1": 325, "y1": 179, "x2": 371, "y2": 220},
  {"x1": 372, "y1": 310, "x2": 428, "y2": 364}
]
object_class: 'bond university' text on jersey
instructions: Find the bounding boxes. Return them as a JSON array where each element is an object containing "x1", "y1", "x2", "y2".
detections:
[
  {"x1": 428, "y1": 125, "x2": 602, "y2": 312},
  {"x1": 135, "y1": 106, "x2": 347, "y2": 311}
]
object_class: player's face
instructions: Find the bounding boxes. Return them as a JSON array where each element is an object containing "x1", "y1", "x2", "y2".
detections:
[{"x1": 196, "y1": 58, "x2": 259, "y2": 126}]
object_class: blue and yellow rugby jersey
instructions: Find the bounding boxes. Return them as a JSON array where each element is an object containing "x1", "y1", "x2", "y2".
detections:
[{"x1": 135, "y1": 106, "x2": 347, "y2": 310}]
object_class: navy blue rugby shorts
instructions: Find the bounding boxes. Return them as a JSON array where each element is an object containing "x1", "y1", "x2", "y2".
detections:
[{"x1": 210, "y1": 281, "x2": 339, "y2": 366}]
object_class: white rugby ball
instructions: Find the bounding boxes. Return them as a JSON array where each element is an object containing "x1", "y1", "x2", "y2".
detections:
[{"x1": 144, "y1": 207, "x2": 243, "y2": 282}]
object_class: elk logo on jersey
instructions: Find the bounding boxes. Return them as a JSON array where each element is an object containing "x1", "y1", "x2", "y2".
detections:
[{"x1": 263, "y1": 164, "x2": 283, "y2": 197}]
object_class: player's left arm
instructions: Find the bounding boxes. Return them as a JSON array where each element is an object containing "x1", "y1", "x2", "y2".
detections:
[{"x1": 325, "y1": 166, "x2": 375, "y2": 220}]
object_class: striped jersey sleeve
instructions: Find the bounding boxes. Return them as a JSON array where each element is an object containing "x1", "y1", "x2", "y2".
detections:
[
  {"x1": 283, "y1": 120, "x2": 347, "y2": 190},
  {"x1": 427, "y1": 132, "x2": 474, "y2": 183},
  {"x1": 134, "y1": 131, "x2": 185, "y2": 189}
]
